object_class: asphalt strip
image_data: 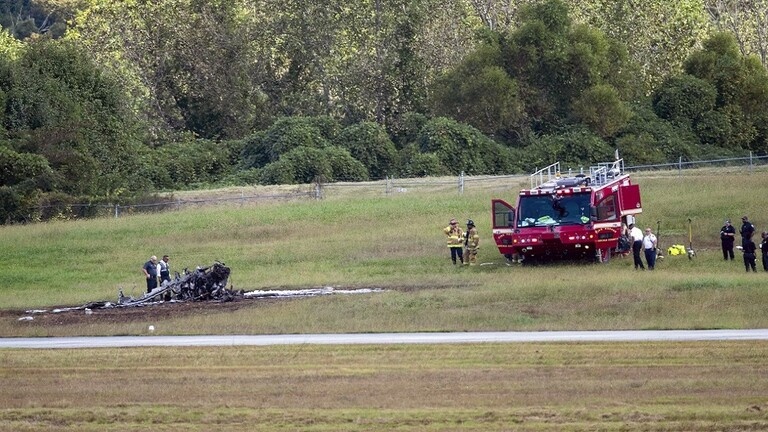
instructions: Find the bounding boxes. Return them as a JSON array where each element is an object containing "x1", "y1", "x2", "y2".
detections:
[{"x1": 2, "y1": 329, "x2": 768, "y2": 349}]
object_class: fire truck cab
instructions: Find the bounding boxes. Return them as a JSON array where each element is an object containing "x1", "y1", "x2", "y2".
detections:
[{"x1": 492, "y1": 158, "x2": 642, "y2": 263}]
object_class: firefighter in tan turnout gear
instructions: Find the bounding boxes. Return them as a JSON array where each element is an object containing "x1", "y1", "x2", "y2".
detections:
[
  {"x1": 443, "y1": 218, "x2": 464, "y2": 265},
  {"x1": 464, "y1": 219, "x2": 479, "y2": 265}
]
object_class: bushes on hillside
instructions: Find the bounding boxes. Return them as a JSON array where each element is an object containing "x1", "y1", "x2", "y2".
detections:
[{"x1": 335, "y1": 122, "x2": 397, "y2": 180}]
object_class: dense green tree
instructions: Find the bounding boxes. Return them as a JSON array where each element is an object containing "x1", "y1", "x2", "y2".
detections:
[
  {"x1": 257, "y1": 144, "x2": 368, "y2": 185},
  {"x1": 430, "y1": 39, "x2": 525, "y2": 142},
  {"x1": 615, "y1": 105, "x2": 697, "y2": 165},
  {"x1": 522, "y1": 126, "x2": 613, "y2": 169},
  {"x1": 653, "y1": 75, "x2": 717, "y2": 125},
  {"x1": 335, "y1": 122, "x2": 397, "y2": 180},
  {"x1": 156, "y1": 138, "x2": 234, "y2": 188},
  {"x1": 570, "y1": 0, "x2": 710, "y2": 91},
  {"x1": 707, "y1": 0, "x2": 768, "y2": 69},
  {"x1": 417, "y1": 117, "x2": 516, "y2": 175},
  {"x1": 259, "y1": 145, "x2": 361, "y2": 185},
  {"x1": 239, "y1": 116, "x2": 341, "y2": 172},
  {"x1": 70, "y1": 0, "x2": 268, "y2": 140},
  {"x1": 0, "y1": 185, "x2": 22, "y2": 222},
  {"x1": 397, "y1": 143, "x2": 450, "y2": 177},
  {"x1": 322, "y1": 146, "x2": 370, "y2": 182},
  {"x1": 0, "y1": 0, "x2": 70, "y2": 39},
  {"x1": 570, "y1": 84, "x2": 631, "y2": 138},
  {"x1": 258, "y1": 159, "x2": 296, "y2": 185},
  {"x1": 658, "y1": 33, "x2": 768, "y2": 152},
  {"x1": 499, "y1": 0, "x2": 635, "y2": 134},
  {"x1": 694, "y1": 108, "x2": 732, "y2": 147},
  {"x1": 2, "y1": 37, "x2": 146, "y2": 198}
]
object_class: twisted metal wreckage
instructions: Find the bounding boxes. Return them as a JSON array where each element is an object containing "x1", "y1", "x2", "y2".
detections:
[
  {"x1": 52, "y1": 262, "x2": 237, "y2": 313},
  {"x1": 18, "y1": 262, "x2": 385, "y2": 318},
  {"x1": 121, "y1": 261, "x2": 236, "y2": 305}
]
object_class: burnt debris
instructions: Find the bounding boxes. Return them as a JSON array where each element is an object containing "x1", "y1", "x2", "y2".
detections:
[{"x1": 120, "y1": 262, "x2": 236, "y2": 306}]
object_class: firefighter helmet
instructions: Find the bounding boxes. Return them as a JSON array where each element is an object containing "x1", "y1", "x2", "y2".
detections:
[{"x1": 467, "y1": 219, "x2": 475, "y2": 227}]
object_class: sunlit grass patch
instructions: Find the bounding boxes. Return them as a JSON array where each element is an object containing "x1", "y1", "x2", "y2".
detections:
[{"x1": 669, "y1": 278, "x2": 735, "y2": 292}]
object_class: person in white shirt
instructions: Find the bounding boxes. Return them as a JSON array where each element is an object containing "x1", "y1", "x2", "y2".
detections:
[
  {"x1": 642, "y1": 227, "x2": 658, "y2": 270},
  {"x1": 629, "y1": 223, "x2": 645, "y2": 270},
  {"x1": 158, "y1": 255, "x2": 171, "y2": 285}
]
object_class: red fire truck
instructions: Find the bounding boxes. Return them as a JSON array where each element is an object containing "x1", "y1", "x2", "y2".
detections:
[{"x1": 491, "y1": 158, "x2": 642, "y2": 263}]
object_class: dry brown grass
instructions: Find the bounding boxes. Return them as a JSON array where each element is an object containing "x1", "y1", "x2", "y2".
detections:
[{"x1": 1, "y1": 342, "x2": 767, "y2": 431}]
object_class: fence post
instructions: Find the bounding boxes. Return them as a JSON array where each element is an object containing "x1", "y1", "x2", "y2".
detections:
[
  {"x1": 678, "y1": 156, "x2": 682, "y2": 176},
  {"x1": 386, "y1": 176, "x2": 391, "y2": 194},
  {"x1": 459, "y1": 171, "x2": 465, "y2": 195},
  {"x1": 750, "y1": 151, "x2": 753, "y2": 172},
  {"x1": 114, "y1": 204, "x2": 119, "y2": 218}
]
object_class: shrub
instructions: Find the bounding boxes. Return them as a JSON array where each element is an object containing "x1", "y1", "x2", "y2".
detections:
[
  {"x1": 653, "y1": 74, "x2": 717, "y2": 124},
  {"x1": 417, "y1": 117, "x2": 515, "y2": 175},
  {"x1": 335, "y1": 122, "x2": 397, "y2": 179},
  {"x1": 323, "y1": 146, "x2": 369, "y2": 182}
]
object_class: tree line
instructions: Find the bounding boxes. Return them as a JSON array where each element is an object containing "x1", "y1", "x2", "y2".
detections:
[{"x1": 1, "y1": 0, "x2": 768, "y2": 223}]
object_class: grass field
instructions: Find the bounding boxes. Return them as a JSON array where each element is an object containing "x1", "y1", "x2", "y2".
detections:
[{"x1": 1, "y1": 168, "x2": 767, "y2": 430}]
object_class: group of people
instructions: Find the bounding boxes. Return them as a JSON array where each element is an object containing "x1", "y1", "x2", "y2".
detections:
[
  {"x1": 628, "y1": 223, "x2": 658, "y2": 270},
  {"x1": 443, "y1": 214, "x2": 768, "y2": 272},
  {"x1": 443, "y1": 218, "x2": 480, "y2": 265},
  {"x1": 720, "y1": 216, "x2": 767, "y2": 272},
  {"x1": 141, "y1": 255, "x2": 171, "y2": 293}
]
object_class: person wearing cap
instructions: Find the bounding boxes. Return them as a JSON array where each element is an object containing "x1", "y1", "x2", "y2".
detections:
[
  {"x1": 719, "y1": 219, "x2": 736, "y2": 260},
  {"x1": 740, "y1": 216, "x2": 755, "y2": 248},
  {"x1": 142, "y1": 255, "x2": 159, "y2": 293},
  {"x1": 463, "y1": 219, "x2": 480, "y2": 265},
  {"x1": 443, "y1": 218, "x2": 464, "y2": 265}
]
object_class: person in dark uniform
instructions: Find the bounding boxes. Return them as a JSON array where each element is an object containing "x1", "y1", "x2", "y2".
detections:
[
  {"x1": 742, "y1": 238, "x2": 757, "y2": 272},
  {"x1": 740, "y1": 216, "x2": 755, "y2": 248},
  {"x1": 142, "y1": 255, "x2": 158, "y2": 293},
  {"x1": 761, "y1": 232, "x2": 768, "y2": 272},
  {"x1": 629, "y1": 223, "x2": 644, "y2": 270},
  {"x1": 719, "y1": 219, "x2": 736, "y2": 260}
]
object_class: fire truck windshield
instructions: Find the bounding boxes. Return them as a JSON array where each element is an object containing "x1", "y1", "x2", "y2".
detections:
[{"x1": 517, "y1": 193, "x2": 591, "y2": 227}]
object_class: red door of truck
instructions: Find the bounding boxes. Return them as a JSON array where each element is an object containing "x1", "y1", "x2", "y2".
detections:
[{"x1": 619, "y1": 184, "x2": 642, "y2": 215}]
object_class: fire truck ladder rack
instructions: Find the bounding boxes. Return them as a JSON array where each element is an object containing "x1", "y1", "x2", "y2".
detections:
[
  {"x1": 530, "y1": 162, "x2": 561, "y2": 189},
  {"x1": 589, "y1": 158, "x2": 624, "y2": 187}
]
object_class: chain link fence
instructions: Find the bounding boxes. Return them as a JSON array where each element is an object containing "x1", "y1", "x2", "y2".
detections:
[{"x1": 24, "y1": 152, "x2": 768, "y2": 221}]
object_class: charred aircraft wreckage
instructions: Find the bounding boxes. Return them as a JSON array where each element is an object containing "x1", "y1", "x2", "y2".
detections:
[{"x1": 19, "y1": 262, "x2": 384, "y2": 319}]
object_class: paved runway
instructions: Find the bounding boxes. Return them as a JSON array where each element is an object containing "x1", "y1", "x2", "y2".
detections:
[{"x1": 2, "y1": 329, "x2": 768, "y2": 349}]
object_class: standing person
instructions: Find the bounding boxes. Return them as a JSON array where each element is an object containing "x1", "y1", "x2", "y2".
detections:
[
  {"x1": 443, "y1": 218, "x2": 464, "y2": 265},
  {"x1": 761, "y1": 232, "x2": 768, "y2": 272},
  {"x1": 740, "y1": 216, "x2": 755, "y2": 247},
  {"x1": 464, "y1": 219, "x2": 480, "y2": 265},
  {"x1": 158, "y1": 255, "x2": 171, "y2": 284},
  {"x1": 617, "y1": 223, "x2": 631, "y2": 256},
  {"x1": 719, "y1": 219, "x2": 736, "y2": 260},
  {"x1": 743, "y1": 237, "x2": 757, "y2": 272},
  {"x1": 142, "y1": 255, "x2": 158, "y2": 293},
  {"x1": 642, "y1": 227, "x2": 658, "y2": 270},
  {"x1": 629, "y1": 223, "x2": 645, "y2": 270}
]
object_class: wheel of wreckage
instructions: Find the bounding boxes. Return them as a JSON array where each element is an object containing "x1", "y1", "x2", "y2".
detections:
[{"x1": 597, "y1": 247, "x2": 611, "y2": 263}]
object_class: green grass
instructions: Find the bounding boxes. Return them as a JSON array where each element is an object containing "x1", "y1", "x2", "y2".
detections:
[
  {"x1": 2, "y1": 168, "x2": 768, "y2": 431},
  {"x1": 1, "y1": 342, "x2": 767, "y2": 431},
  {"x1": 0, "y1": 168, "x2": 767, "y2": 336}
]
